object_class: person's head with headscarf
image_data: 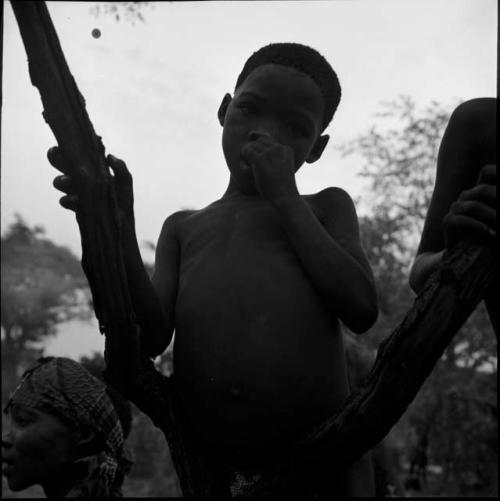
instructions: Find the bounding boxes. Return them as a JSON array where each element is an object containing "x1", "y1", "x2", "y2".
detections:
[{"x1": 2, "y1": 357, "x2": 133, "y2": 498}]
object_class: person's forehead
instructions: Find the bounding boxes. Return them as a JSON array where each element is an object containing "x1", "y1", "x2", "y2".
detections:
[
  {"x1": 236, "y1": 63, "x2": 324, "y2": 118},
  {"x1": 10, "y1": 402, "x2": 70, "y2": 428}
]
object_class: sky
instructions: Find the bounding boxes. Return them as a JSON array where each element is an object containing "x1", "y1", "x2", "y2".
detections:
[{"x1": 1, "y1": 0, "x2": 497, "y2": 358}]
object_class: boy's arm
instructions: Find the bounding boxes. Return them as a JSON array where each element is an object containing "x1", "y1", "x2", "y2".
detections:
[
  {"x1": 50, "y1": 147, "x2": 177, "y2": 358},
  {"x1": 242, "y1": 136, "x2": 377, "y2": 333},
  {"x1": 146, "y1": 210, "x2": 189, "y2": 355},
  {"x1": 121, "y1": 212, "x2": 182, "y2": 358},
  {"x1": 273, "y1": 188, "x2": 378, "y2": 334}
]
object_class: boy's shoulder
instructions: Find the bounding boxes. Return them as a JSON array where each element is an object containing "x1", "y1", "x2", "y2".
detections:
[
  {"x1": 160, "y1": 199, "x2": 224, "y2": 232},
  {"x1": 160, "y1": 187, "x2": 357, "y2": 233},
  {"x1": 304, "y1": 186, "x2": 356, "y2": 214},
  {"x1": 163, "y1": 208, "x2": 197, "y2": 227},
  {"x1": 157, "y1": 209, "x2": 199, "y2": 242},
  {"x1": 299, "y1": 187, "x2": 357, "y2": 227}
]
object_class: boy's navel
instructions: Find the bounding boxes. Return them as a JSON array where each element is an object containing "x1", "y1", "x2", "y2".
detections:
[
  {"x1": 209, "y1": 376, "x2": 245, "y2": 401},
  {"x1": 229, "y1": 386, "x2": 243, "y2": 400}
]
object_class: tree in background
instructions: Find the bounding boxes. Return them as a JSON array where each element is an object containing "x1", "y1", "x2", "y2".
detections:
[
  {"x1": 341, "y1": 96, "x2": 453, "y2": 345},
  {"x1": 340, "y1": 96, "x2": 497, "y2": 496},
  {"x1": 1, "y1": 215, "x2": 91, "y2": 402},
  {"x1": 89, "y1": 1, "x2": 153, "y2": 24}
]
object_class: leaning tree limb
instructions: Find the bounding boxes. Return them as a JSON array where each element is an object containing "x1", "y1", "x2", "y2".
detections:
[
  {"x1": 10, "y1": 0, "x2": 135, "y2": 373},
  {"x1": 11, "y1": 1, "x2": 496, "y2": 497}
]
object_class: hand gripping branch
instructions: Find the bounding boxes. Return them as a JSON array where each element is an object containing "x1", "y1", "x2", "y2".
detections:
[{"x1": 10, "y1": 1, "x2": 138, "y2": 376}]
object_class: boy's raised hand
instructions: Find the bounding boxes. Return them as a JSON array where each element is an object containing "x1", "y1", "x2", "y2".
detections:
[
  {"x1": 49, "y1": 146, "x2": 134, "y2": 222},
  {"x1": 241, "y1": 132, "x2": 299, "y2": 203},
  {"x1": 443, "y1": 163, "x2": 496, "y2": 248}
]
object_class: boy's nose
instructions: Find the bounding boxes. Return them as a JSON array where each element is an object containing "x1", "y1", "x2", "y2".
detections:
[{"x1": 248, "y1": 129, "x2": 276, "y2": 142}]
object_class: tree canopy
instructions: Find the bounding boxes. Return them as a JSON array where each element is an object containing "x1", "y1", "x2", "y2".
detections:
[
  {"x1": 1, "y1": 215, "x2": 91, "y2": 400},
  {"x1": 340, "y1": 96, "x2": 497, "y2": 496}
]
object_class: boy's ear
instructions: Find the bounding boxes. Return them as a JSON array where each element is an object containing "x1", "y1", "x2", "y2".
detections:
[
  {"x1": 218, "y1": 93, "x2": 233, "y2": 126},
  {"x1": 306, "y1": 134, "x2": 329, "y2": 164}
]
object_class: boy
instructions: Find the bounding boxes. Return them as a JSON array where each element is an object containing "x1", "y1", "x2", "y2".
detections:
[
  {"x1": 409, "y1": 98, "x2": 496, "y2": 332},
  {"x1": 50, "y1": 43, "x2": 378, "y2": 495}
]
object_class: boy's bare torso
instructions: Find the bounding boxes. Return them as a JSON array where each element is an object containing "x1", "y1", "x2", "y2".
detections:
[
  {"x1": 49, "y1": 57, "x2": 377, "y2": 491},
  {"x1": 172, "y1": 192, "x2": 350, "y2": 463}
]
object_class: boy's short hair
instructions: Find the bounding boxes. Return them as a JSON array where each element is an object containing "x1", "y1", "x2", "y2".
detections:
[{"x1": 235, "y1": 43, "x2": 341, "y2": 131}]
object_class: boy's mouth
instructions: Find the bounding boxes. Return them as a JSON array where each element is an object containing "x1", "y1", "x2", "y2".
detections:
[
  {"x1": 2, "y1": 459, "x2": 15, "y2": 475},
  {"x1": 239, "y1": 153, "x2": 252, "y2": 171}
]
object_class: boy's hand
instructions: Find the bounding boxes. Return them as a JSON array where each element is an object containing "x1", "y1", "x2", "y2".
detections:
[
  {"x1": 241, "y1": 132, "x2": 299, "y2": 203},
  {"x1": 443, "y1": 163, "x2": 496, "y2": 248},
  {"x1": 49, "y1": 146, "x2": 134, "y2": 224}
]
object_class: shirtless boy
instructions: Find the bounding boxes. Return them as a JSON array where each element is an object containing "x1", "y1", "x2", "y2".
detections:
[
  {"x1": 409, "y1": 98, "x2": 496, "y2": 331},
  {"x1": 50, "y1": 43, "x2": 378, "y2": 495}
]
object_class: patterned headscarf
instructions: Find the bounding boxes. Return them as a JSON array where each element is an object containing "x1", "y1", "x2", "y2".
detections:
[{"x1": 4, "y1": 357, "x2": 133, "y2": 498}]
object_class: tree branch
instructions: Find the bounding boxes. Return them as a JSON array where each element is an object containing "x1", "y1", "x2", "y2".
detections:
[
  {"x1": 10, "y1": 0, "x2": 137, "y2": 374},
  {"x1": 10, "y1": 2, "x2": 228, "y2": 496}
]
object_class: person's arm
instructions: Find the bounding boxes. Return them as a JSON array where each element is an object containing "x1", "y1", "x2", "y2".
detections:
[
  {"x1": 273, "y1": 188, "x2": 378, "y2": 334},
  {"x1": 143, "y1": 210, "x2": 190, "y2": 356},
  {"x1": 50, "y1": 147, "x2": 177, "y2": 357},
  {"x1": 409, "y1": 98, "x2": 496, "y2": 294},
  {"x1": 242, "y1": 137, "x2": 377, "y2": 333},
  {"x1": 120, "y1": 212, "x2": 180, "y2": 358}
]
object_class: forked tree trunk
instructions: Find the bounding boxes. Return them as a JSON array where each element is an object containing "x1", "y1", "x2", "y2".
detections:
[
  {"x1": 11, "y1": 1, "x2": 496, "y2": 497},
  {"x1": 10, "y1": 2, "x2": 224, "y2": 496}
]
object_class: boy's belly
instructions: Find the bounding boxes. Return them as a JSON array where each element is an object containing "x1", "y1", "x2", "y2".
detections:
[{"x1": 173, "y1": 246, "x2": 350, "y2": 463}]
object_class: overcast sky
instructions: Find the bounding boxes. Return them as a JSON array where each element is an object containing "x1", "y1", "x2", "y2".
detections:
[{"x1": 1, "y1": 0, "x2": 497, "y2": 358}]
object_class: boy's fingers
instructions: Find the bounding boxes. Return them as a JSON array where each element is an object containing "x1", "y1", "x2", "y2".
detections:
[
  {"x1": 53, "y1": 175, "x2": 76, "y2": 194},
  {"x1": 477, "y1": 163, "x2": 496, "y2": 184},
  {"x1": 451, "y1": 200, "x2": 496, "y2": 227},
  {"x1": 59, "y1": 195, "x2": 78, "y2": 212},
  {"x1": 47, "y1": 146, "x2": 69, "y2": 174},
  {"x1": 458, "y1": 184, "x2": 496, "y2": 204},
  {"x1": 445, "y1": 213, "x2": 495, "y2": 243},
  {"x1": 241, "y1": 142, "x2": 267, "y2": 164},
  {"x1": 107, "y1": 154, "x2": 131, "y2": 184}
]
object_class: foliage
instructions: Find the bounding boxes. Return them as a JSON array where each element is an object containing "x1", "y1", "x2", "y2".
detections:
[
  {"x1": 1, "y1": 215, "x2": 91, "y2": 401},
  {"x1": 340, "y1": 96, "x2": 454, "y2": 265},
  {"x1": 398, "y1": 339, "x2": 497, "y2": 497},
  {"x1": 339, "y1": 96, "x2": 455, "y2": 351},
  {"x1": 340, "y1": 95, "x2": 497, "y2": 496},
  {"x1": 89, "y1": 2, "x2": 153, "y2": 25}
]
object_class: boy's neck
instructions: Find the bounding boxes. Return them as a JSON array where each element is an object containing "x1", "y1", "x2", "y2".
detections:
[{"x1": 222, "y1": 176, "x2": 260, "y2": 199}]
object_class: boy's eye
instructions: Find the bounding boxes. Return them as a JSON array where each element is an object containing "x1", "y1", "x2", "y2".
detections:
[
  {"x1": 288, "y1": 122, "x2": 309, "y2": 137},
  {"x1": 238, "y1": 102, "x2": 257, "y2": 115}
]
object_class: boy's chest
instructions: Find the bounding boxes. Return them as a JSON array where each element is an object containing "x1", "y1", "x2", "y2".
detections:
[
  {"x1": 178, "y1": 198, "x2": 325, "y2": 257},
  {"x1": 179, "y1": 203, "x2": 289, "y2": 257}
]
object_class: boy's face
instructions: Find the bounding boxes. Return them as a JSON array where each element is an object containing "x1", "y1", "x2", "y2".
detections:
[{"x1": 219, "y1": 64, "x2": 327, "y2": 193}]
